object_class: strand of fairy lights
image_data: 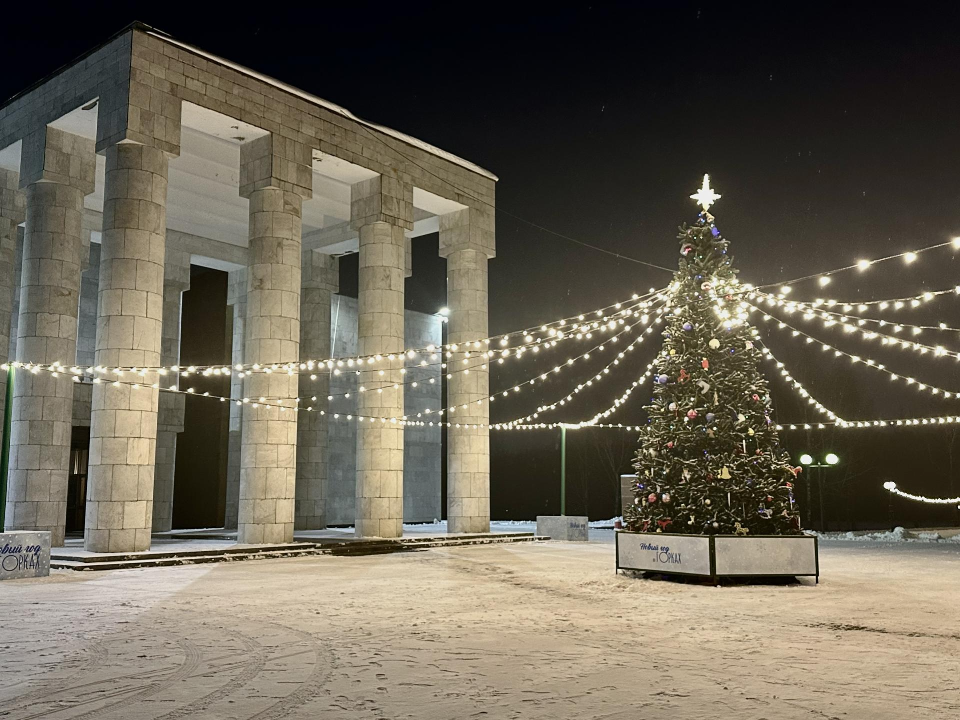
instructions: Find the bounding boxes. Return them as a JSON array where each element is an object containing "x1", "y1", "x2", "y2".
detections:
[
  {"x1": 759, "y1": 236, "x2": 960, "y2": 291},
  {"x1": 754, "y1": 339, "x2": 845, "y2": 426},
  {"x1": 752, "y1": 292, "x2": 960, "y2": 359},
  {"x1": 409, "y1": 302, "x2": 671, "y2": 423},
  {"x1": 2, "y1": 287, "x2": 669, "y2": 379},
  {"x1": 775, "y1": 283, "x2": 960, "y2": 312},
  {"x1": 883, "y1": 482, "x2": 960, "y2": 505},
  {"x1": 754, "y1": 290, "x2": 960, "y2": 338},
  {"x1": 747, "y1": 303, "x2": 960, "y2": 399}
]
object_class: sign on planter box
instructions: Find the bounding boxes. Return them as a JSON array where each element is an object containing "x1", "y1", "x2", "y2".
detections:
[
  {"x1": 617, "y1": 532, "x2": 711, "y2": 576},
  {"x1": 0, "y1": 531, "x2": 51, "y2": 580}
]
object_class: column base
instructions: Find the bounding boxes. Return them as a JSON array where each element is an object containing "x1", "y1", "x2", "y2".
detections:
[
  {"x1": 355, "y1": 517, "x2": 402, "y2": 539},
  {"x1": 448, "y1": 516, "x2": 491, "y2": 534}
]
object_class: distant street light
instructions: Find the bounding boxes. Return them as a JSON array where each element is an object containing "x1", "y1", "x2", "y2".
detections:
[{"x1": 798, "y1": 452, "x2": 840, "y2": 531}]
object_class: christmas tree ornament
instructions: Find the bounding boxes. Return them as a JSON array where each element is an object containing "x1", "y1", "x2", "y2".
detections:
[
  {"x1": 697, "y1": 379, "x2": 710, "y2": 393},
  {"x1": 657, "y1": 374, "x2": 669, "y2": 384},
  {"x1": 662, "y1": 493, "x2": 671, "y2": 503},
  {"x1": 669, "y1": 348, "x2": 676, "y2": 355},
  {"x1": 747, "y1": 427, "x2": 755, "y2": 436},
  {"x1": 683, "y1": 322, "x2": 693, "y2": 331},
  {"x1": 686, "y1": 409, "x2": 698, "y2": 419},
  {"x1": 680, "y1": 243, "x2": 694, "y2": 256},
  {"x1": 737, "y1": 413, "x2": 746, "y2": 423},
  {"x1": 719, "y1": 467, "x2": 732, "y2": 480},
  {"x1": 708, "y1": 338, "x2": 721, "y2": 349},
  {"x1": 668, "y1": 402, "x2": 678, "y2": 411},
  {"x1": 648, "y1": 493, "x2": 658, "y2": 504},
  {"x1": 679, "y1": 368, "x2": 690, "y2": 382},
  {"x1": 745, "y1": 341, "x2": 754, "y2": 349},
  {"x1": 701, "y1": 358, "x2": 710, "y2": 369},
  {"x1": 734, "y1": 522, "x2": 750, "y2": 536},
  {"x1": 704, "y1": 499, "x2": 712, "y2": 506},
  {"x1": 705, "y1": 412, "x2": 715, "y2": 422}
]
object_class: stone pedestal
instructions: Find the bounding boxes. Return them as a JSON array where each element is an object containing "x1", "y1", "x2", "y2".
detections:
[
  {"x1": 536, "y1": 515, "x2": 589, "y2": 541},
  {"x1": 85, "y1": 142, "x2": 169, "y2": 553}
]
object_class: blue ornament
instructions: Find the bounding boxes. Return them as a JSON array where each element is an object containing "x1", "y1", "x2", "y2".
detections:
[
  {"x1": 711, "y1": 227, "x2": 720, "y2": 237},
  {"x1": 657, "y1": 374, "x2": 669, "y2": 384},
  {"x1": 683, "y1": 322, "x2": 693, "y2": 331},
  {"x1": 706, "y1": 412, "x2": 715, "y2": 422}
]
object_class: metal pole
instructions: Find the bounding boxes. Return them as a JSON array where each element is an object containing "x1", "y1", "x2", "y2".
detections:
[
  {"x1": 818, "y1": 465, "x2": 826, "y2": 532},
  {"x1": 560, "y1": 425, "x2": 566, "y2": 516},
  {"x1": 0, "y1": 365, "x2": 14, "y2": 530}
]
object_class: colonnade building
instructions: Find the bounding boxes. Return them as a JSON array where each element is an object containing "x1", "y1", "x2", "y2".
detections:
[{"x1": 0, "y1": 23, "x2": 496, "y2": 553}]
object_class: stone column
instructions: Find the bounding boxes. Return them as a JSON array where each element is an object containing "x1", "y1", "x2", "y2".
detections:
[
  {"x1": 440, "y1": 207, "x2": 496, "y2": 533},
  {"x1": 151, "y1": 247, "x2": 190, "y2": 532},
  {"x1": 84, "y1": 142, "x2": 170, "y2": 553},
  {"x1": 5, "y1": 128, "x2": 94, "y2": 546},
  {"x1": 351, "y1": 176, "x2": 412, "y2": 538},
  {"x1": 223, "y1": 268, "x2": 246, "y2": 529},
  {"x1": 237, "y1": 135, "x2": 311, "y2": 544},
  {"x1": 295, "y1": 249, "x2": 338, "y2": 529},
  {"x1": 0, "y1": 170, "x2": 25, "y2": 431}
]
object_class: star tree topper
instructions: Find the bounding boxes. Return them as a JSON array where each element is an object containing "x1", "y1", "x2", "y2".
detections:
[{"x1": 690, "y1": 174, "x2": 721, "y2": 211}]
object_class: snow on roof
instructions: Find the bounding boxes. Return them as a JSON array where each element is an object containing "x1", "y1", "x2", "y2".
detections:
[{"x1": 148, "y1": 31, "x2": 498, "y2": 182}]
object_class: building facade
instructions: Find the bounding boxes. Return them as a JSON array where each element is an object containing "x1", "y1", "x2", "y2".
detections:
[{"x1": 0, "y1": 23, "x2": 495, "y2": 552}]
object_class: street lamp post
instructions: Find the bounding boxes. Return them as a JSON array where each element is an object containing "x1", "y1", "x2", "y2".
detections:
[{"x1": 799, "y1": 452, "x2": 839, "y2": 531}]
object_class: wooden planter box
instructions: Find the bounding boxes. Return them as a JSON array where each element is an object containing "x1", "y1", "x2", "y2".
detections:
[{"x1": 616, "y1": 530, "x2": 818, "y2": 583}]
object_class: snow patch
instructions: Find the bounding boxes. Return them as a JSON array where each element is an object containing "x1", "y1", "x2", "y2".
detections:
[{"x1": 810, "y1": 527, "x2": 960, "y2": 543}]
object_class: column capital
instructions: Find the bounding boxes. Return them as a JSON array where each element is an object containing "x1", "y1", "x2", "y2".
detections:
[
  {"x1": 302, "y1": 249, "x2": 340, "y2": 291},
  {"x1": 239, "y1": 134, "x2": 313, "y2": 200},
  {"x1": 438, "y1": 206, "x2": 495, "y2": 259},
  {"x1": 19, "y1": 126, "x2": 96, "y2": 194},
  {"x1": 350, "y1": 175, "x2": 413, "y2": 231},
  {"x1": 96, "y1": 82, "x2": 182, "y2": 157}
]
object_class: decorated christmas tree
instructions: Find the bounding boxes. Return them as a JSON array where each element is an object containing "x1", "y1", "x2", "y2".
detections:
[{"x1": 626, "y1": 176, "x2": 802, "y2": 536}]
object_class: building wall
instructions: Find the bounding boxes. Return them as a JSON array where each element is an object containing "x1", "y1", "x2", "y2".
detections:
[{"x1": 327, "y1": 295, "x2": 442, "y2": 525}]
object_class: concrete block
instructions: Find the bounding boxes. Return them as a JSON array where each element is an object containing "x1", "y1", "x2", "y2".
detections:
[
  {"x1": 0, "y1": 531, "x2": 51, "y2": 580},
  {"x1": 537, "y1": 516, "x2": 589, "y2": 542}
]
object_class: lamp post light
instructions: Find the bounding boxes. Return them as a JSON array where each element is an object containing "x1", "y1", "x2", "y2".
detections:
[{"x1": 799, "y1": 452, "x2": 840, "y2": 531}]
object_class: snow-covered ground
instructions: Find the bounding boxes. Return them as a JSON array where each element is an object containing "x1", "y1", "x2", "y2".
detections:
[{"x1": 2, "y1": 538, "x2": 959, "y2": 718}]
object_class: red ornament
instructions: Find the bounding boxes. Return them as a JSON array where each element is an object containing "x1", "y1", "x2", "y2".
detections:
[
  {"x1": 701, "y1": 358, "x2": 710, "y2": 370},
  {"x1": 752, "y1": 393, "x2": 760, "y2": 401},
  {"x1": 647, "y1": 493, "x2": 658, "y2": 504},
  {"x1": 686, "y1": 409, "x2": 698, "y2": 419},
  {"x1": 680, "y1": 243, "x2": 694, "y2": 256},
  {"x1": 657, "y1": 518, "x2": 673, "y2": 530},
  {"x1": 678, "y1": 368, "x2": 690, "y2": 383},
  {"x1": 666, "y1": 441, "x2": 674, "y2": 449}
]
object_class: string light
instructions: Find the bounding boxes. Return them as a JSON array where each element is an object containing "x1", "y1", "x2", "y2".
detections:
[
  {"x1": 759, "y1": 237, "x2": 960, "y2": 291},
  {"x1": 883, "y1": 481, "x2": 960, "y2": 505},
  {"x1": 749, "y1": 306, "x2": 960, "y2": 399}
]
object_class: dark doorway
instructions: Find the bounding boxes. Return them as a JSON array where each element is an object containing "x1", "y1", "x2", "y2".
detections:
[
  {"x1": 171, "y1": 265, "x2": 231, "y2": 530},
  {"x1": 66, "y1": 426, "x2": 90, "y2": 533}
]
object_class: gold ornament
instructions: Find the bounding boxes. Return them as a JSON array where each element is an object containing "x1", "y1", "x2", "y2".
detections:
[
  {"x1": 734, "y1": 522, "x2": 750, "y2": 536},
  {"x1": 719, "y1": 467, "x2": 732, "y2": 480}
]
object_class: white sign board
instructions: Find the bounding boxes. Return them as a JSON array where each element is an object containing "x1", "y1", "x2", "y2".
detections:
[
  {"x1": 617, "y1": 532, "x2": 712, "y2": 576},
  {"x1": 714, "y1": 536, "x2": 818, "y2": 577},
  {"x1": 0, "y1": 531, "x2": 51, "y2": 580}
]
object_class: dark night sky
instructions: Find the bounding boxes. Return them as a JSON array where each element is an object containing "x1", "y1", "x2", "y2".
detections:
[{"x1": 5, "y1": 3, "x2": 960, "y2": 526}]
